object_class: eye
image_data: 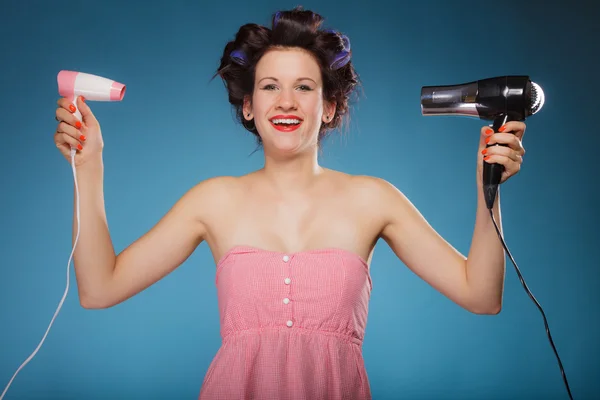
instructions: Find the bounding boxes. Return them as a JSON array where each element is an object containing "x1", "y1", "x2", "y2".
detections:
[
  {"x1": 261, "y1": 84, "x2": 278, "y2": 91},
  {"x1": 297, "y1": 85, "x2": 313, "y2": 91}
]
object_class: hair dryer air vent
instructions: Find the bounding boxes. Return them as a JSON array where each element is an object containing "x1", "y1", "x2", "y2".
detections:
[{"x1": 529, "y1": 81, "x2": 545, "y2": 115}]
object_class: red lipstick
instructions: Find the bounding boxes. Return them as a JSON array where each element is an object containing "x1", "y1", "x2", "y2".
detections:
[{"x1": 269, "y1": 115, "x2": 303, "y2": 132}]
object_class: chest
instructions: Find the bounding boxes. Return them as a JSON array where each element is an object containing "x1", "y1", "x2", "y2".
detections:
[
  {"x1": 248, "y1": 195, "x2": 352, "y2": 240},
  {"x1": 214, "y1": 189, "x2": 378, "y2": 254}
]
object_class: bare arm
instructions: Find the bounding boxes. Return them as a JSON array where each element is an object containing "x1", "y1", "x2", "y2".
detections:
[
  {"x1": 71, "y1": 155, "x2": 117, "y2": 308},
  {"x1": 73, "y1": 158, "x2": 213, "y2": 309},
  {"x1": 464, "y1": 182, "x2": 505, "y2": 314},
  {"x1": 373, "y1": 177, "x2": 503, "y2": 314},
  {"x1": 55, "y1": 96, "x2": 213, "y2": 309}
]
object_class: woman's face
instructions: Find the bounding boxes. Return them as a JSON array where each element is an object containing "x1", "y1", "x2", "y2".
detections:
[{"x1": 245, "y1": 47, "x2": 334, "y2": 155}]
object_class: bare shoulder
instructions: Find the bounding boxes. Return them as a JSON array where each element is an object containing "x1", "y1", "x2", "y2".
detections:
[
  {"x1": 183, "y1": 175, "x2": 243, "y2": 219},
  {"x1": 320, "y1": 170, "x2": 418, "y2": 239},
  {"x1": 330, "y1": 171, "x2": 410, "y2": 216},
  {"x1": 187, "y1": 175, "x2": 241, "y2": 198},
  {"x1": 348, "y1": 174, "x2": 397, "y2": 193},
  {"x1": 355, "y1": 175, "x2": 413, "y2": 216},
  {"x1": 328, "y1": 170, "x2": 399, "y2": 193}
]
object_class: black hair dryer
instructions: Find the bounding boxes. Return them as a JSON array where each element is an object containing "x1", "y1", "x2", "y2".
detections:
[{"x1": 420, "y1": 76, "x2": 545, "y2": 209}]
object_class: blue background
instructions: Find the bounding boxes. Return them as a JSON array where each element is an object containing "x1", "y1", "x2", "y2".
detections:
[{"x1": 1, "y1": 0, "x2": 598, "y2": 399}]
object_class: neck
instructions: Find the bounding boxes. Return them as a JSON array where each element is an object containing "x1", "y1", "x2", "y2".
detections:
[{"x1": 259, "y1": 147, "x2": 323, "y2": 192}]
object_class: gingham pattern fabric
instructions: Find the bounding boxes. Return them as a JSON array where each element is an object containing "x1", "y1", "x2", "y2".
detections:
[{"x1": 198, "y1": 246, "x2": 373, "y2": 399}]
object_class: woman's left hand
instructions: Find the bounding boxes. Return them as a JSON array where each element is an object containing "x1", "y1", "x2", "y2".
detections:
[{"x1": 478, "y1": 121, "x2": 526, "y2": 184}]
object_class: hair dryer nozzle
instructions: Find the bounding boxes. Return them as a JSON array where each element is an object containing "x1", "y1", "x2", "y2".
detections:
[
  {"x1": 57, "y1": 70, "x2": 126, "y2": 102},
  {"x1": 420, "y1": 81, "x2": 480, "y2": 118}
]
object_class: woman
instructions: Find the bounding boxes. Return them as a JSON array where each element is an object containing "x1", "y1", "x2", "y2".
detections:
[{"x1": 53, "y1": 7, "x2": 526, "y2": 400}]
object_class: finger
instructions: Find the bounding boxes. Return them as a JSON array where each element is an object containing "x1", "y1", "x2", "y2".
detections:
[
  {"x1": 486, "y1": 154, "x2": 521, "y2": 183},
  {"x1": 482, "y1": 144, "x2": 522, "y2": 163},
  {"x1": 55, "y1": 107, "x2": 82, "y2": 128},
  {"x1": 54, "y1": 132, "x2": 83, "y2": 154},
  {"x1": 57, "y1": 121, "x2": 86, "y2": 143},
  {"x1": 498, "y1": 121, "x2": 526, "y2": 139},
  {"x1": 57, "y1": 97, "x2": 78, "y2": 114},
  {"x1": 486, "y1": 133, "x2": 525, "y2": 155},
  {"x1": 481, "y1": 125, "x2": 495, "y2": 137},
  {"x1": 479, "y1": 126, "x2": 496, "y2": 150},
  {"x1": 484, "y1": 152, "x2": 522, "y2": 171},
  {"x1": 55, "y1": 139, "x2": 72, "y2": 159}
]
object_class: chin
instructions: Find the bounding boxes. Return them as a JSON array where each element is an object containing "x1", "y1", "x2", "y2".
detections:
[
  {"x1": 269, "y1": 136, "x2": 306, "y2": 153},
  {"x1": 262, "y1": 124, "x2": 317, "y2": 153}
]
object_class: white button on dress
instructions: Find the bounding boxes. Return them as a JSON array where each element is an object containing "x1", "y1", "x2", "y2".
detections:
[{"x1": 283, "y1": 257, "x2": 293, "y2": 327}]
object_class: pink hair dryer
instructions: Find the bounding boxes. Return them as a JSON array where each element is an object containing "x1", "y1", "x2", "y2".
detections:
[{"x1": 57, "y1": 70, "x2": 126, "y2": 155}]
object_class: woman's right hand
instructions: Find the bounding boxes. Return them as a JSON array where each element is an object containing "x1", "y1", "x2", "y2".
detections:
[{"x1": 54, "y1": 96, "x2": 104, "y2": 166}]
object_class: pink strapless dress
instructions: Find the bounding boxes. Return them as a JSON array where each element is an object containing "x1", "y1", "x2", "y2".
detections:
[{"x1": 198, "y1": 246, "x2": 373, "y2": 400}]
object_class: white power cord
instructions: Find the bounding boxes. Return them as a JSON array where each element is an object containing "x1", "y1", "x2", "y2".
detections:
[{"x1": 1, "y1": 147, "x2": 80, "y2": 400}]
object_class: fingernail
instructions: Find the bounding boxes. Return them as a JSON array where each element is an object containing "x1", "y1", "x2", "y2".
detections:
[
  {"x1": 80, "y1": 96, "x2": 86, "y2": 103},
  {"x1": 485, "y1": 137, "x2": 491, "y2": 144},
  {"x1": 69, "y1": 104, "x2": 76, "y2": 113},
  {"x1": 77, "y1": 144, "x2": 83, "y2": 150},
  {"x1": 482, "y1": 149, "x2": 487, "y2": 155},
  {"x1": 484, "y1": 156, "x2": 490, "y2": 161},
  {"x1": 80, "y1": 135, "x2": 86, "y2": 141},
  {"x1": 499, "y1": 124, "x2": 506, "y2": 132},
  {"x1": 485, "y1": 128, "x2": 493, "y2": 135},
  {"x1": 75, "y1": 121, "x2": 82, "y2": 129}
]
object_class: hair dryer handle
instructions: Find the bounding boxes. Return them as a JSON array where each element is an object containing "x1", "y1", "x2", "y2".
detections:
[
  {"x1": 66, "y1": 95, "x2": 82, "y2": 157},
  {"x1": 482, "y1": 114, "x2": 515, "y2": 208},
  {"x1": 69, "y1": 95, "x2": 82, "y2": 122}
]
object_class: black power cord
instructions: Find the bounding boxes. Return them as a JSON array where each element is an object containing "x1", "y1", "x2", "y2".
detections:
[{"x1": 487, "y1": 207, "x2": 573, "y2": 400}]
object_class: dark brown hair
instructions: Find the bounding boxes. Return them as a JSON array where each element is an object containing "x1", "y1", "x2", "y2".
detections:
[{"x1": 216, "y1": 6, "x2": 360, "y2": 145}]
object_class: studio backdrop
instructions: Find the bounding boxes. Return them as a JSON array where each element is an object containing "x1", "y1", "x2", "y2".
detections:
[{"x1": 0, "y1": 0, "x2": 598, "y2": 399}]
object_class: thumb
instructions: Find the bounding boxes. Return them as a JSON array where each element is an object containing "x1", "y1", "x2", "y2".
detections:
[{"x1": 77, "y1": 96, "x2": 98, "y2": 127}]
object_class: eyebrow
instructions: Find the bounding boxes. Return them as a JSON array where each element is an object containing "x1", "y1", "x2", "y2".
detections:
[{"x1": 258, "y1": 77, "x2": 318, "y2": 84}]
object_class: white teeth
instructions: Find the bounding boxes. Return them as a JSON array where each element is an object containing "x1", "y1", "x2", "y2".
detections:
[{"x1": 271, "y1": 118, "x2": 301, "y2": 125}]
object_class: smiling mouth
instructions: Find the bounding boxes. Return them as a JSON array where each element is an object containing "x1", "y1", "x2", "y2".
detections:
[{"x1": 269, "y1": 117, "x2": 303, "y2": 132}]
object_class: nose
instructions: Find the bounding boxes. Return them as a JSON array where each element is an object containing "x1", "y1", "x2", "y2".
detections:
[{"x1": 276, "y1": 87, "x2": 297, "y2": 110}]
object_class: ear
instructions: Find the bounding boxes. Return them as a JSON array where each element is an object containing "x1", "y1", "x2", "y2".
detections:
[
  {"x1": 322, "y1": 99, "x2": 336, "y2": 123},
  {"x1": 243, "y1": 95, "x2": 253, "y2": 120}
]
